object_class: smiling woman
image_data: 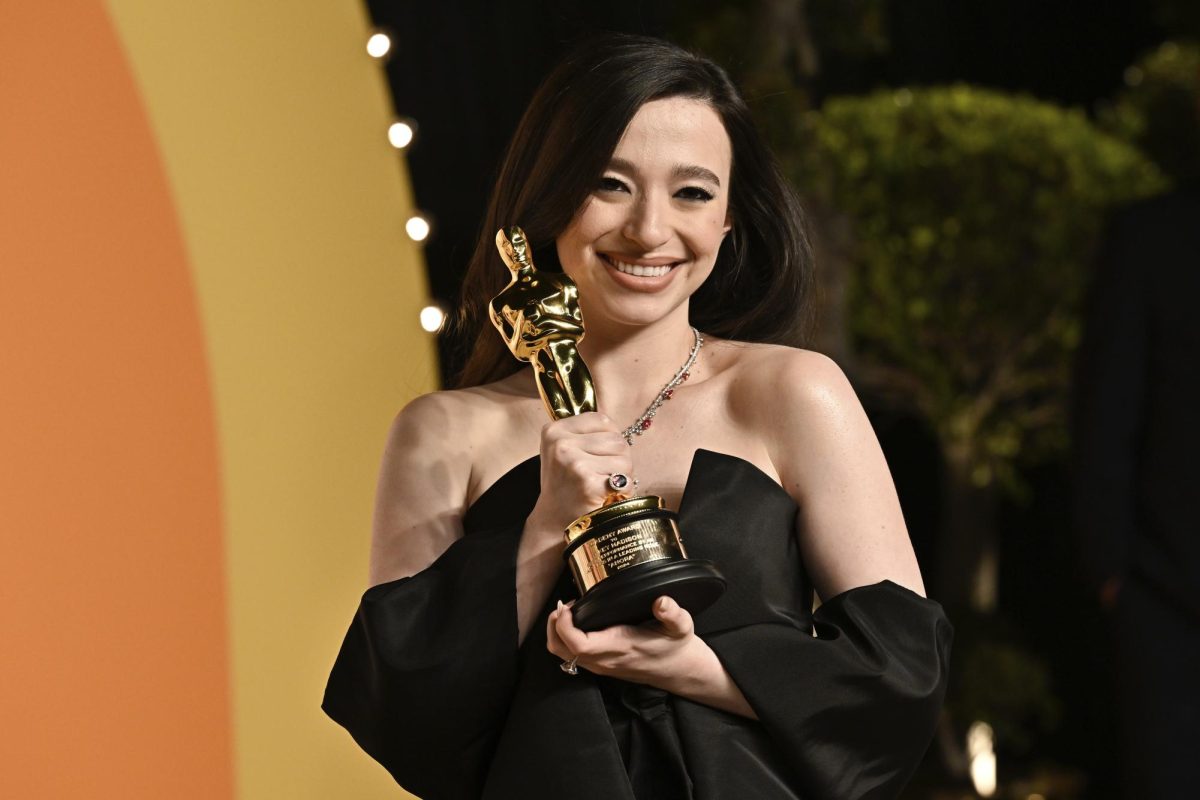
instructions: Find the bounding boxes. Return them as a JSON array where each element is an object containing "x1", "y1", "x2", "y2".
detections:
[
  {"x1": 452, "y1": 35, "x2": 816, "y2": 391},
  {"x1": 323, "y1": 33, "x2": 952, "y2": 800},
  {"x1": 555, "y1": 97, "x2": 732, "y2": 334}
]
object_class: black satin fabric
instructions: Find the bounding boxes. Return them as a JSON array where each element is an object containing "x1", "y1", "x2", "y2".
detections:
[{"x1": 323, "y1": 449, "x2": 953, "y2": 799}]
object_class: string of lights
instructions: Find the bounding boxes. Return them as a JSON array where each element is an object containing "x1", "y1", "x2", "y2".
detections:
[{"x1": 367, "y1": 28, "x2": 446, "y2": 334}]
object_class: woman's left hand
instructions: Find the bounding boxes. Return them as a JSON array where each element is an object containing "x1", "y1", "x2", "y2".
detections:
[
  {"x1": 546, "y1": 596, "x2": 707, "y2": 692},
  {"x1": 547, "y1": 596, "x2": 759, "y2": 718}
]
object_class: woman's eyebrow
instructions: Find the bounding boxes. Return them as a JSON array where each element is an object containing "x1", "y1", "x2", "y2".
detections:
[
  {"x1": 672, "y1": 164, "x2": 721, "y2": 186},
  {"x1": 607, "y1": 158, "x2": 722, "y2": 187}
]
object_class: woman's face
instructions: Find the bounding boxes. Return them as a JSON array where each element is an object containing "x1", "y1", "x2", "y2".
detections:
[{"x1": 555, "y1": 96, "x2": 732, "y2": 332}]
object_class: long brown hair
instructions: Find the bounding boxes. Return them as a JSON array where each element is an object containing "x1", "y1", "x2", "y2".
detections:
[{"x1": 453, "y1": 34, "x2": 814, "y2": 388}]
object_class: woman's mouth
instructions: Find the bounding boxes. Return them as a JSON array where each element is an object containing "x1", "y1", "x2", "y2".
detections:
[{"x1": 598, "y1": 253, "x2": 680, "y2": 277}]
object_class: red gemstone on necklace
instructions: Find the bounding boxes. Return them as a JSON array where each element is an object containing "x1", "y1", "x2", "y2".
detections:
[
  {"x1": 640, "y1": 419, "x2": 652, "y2": 430},
  {"x1": 664, "y1": 389, "x2": 673, "y2": 399},
  {"x1": 681, "y1": 372, "x2": 690, "y2": 381}
]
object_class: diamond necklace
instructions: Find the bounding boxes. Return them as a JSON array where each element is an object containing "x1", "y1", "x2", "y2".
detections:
[{"x1": 621, "y1": 327, "x2": 704, "y2": 445}]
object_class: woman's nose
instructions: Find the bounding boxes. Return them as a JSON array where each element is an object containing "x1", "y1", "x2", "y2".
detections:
[{"x1": 621, "y1": 193, "x2": 670, "y2": 251}]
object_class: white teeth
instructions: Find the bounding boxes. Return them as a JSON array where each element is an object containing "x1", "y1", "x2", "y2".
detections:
[{"x1": 606, "y1": 256, "x2": 673, "y2": 277}]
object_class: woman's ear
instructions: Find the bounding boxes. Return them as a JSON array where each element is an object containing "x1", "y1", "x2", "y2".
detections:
[{"x1": 722, "y1": 212, "x2": 733, "y2": 237}]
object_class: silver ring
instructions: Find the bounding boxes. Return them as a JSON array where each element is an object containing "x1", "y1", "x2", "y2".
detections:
[
  {"x1": 559, "y1": 656, "x2": 579, "y2": 676},
  {"x1": 608, "y1": 473, "x2": 630, "y2": 492}
]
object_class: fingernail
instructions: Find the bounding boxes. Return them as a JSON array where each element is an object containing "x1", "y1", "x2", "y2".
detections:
[
  {"x1": 556, "y1": 599, "x2": 564, "y2": 612},
  {"x1": 658, "y1": 597, "x2": 670, "y2": 613}
]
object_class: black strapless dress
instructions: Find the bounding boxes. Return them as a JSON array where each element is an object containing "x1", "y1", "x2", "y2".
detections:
[{"x1": 322, "y1": 449, "x2": 953, "y2": 799}]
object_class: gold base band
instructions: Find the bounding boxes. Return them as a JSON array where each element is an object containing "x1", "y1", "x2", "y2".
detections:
[{"x1": 563, "y1": 496, "x2": 687, "y2": 594}]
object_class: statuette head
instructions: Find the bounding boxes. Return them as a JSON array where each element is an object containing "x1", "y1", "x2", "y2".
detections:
[{"x1": 496, "y1": 226, "x2": 533, "y2": 274}]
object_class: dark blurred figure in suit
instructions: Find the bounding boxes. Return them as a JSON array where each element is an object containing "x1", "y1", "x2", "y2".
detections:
[{"x1": 1073, "y1": 177, "x2": 1200, "y2": 798}]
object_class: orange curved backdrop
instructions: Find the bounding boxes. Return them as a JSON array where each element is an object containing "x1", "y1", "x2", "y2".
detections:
[
  {"x1": 0, "y1": 4, "x2": 232, "y2": 797},
  {"x1": 1, "y1": 1, "x2": 437, "y2": 797}
]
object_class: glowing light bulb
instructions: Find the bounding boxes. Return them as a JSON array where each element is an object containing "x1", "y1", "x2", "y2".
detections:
[
  {"x1": 388, "y1": 120, "x2": 415, "y2": 149},
  {"x1": 406, "y1": 215, "x2": 431, "y2": 242},
  {"x1": 967, "y1": 721, "x2": 997, "y2": 798},
  {"x1": 366, "y1": 32, "x2": 391, "y2": 59},
  {"x1": 420, "y1": 305, "x2": 447, "y2": 333}
]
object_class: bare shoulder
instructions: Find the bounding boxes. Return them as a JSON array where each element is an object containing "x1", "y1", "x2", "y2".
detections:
[
  {"x1": 369, "y1": 374, "x2": 530, "y2": 586},
  {"x1": 381, "y1": 376, "x2": 532, "y2": 498},
  {"x1": 715, "y1": 341, "x2": 925, "y2": 598},
  {"x1": 723, "y1": 343, "x2": 868, "y2": 490},
  {"x1": 709, "y1": 338, "x2": 841, "y2": 378},
  {"x1": 716, "y1": 342, "x2": 856, "y2": 433},
  {"x1": 389, "y1": 382, "x2": 510, "y2": 448}
]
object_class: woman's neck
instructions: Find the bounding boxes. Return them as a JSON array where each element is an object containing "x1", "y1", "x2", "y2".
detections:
[{"x1": 575, "y1": 311, "x2": 702, "y2": 422}]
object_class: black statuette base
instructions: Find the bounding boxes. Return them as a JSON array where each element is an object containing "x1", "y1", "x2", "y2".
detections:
[{"x1": 571, "y1": 558, "x2": 726, "y2": 632}]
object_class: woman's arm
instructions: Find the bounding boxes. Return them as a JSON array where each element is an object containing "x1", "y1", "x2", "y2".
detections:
[
  {"x1": 372, "y1": 391, "x2": 640, "y2": 645},
  {"x1": 368, "y1": 392, "x2": 474, "y2": 587},
  {"x1": 326, "y1": 392, "x2": 530, "y2": 798},
  {"x1": 765, "y1": 350, "x2": 926, "y2": 600},
  {"x1": 519, "y1": 412, "x2": 634, "y2": 642},
  {"x1": 514, "y1": 511, "x2": 568, "y2": 642}
]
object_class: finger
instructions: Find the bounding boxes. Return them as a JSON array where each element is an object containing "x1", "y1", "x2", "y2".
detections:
[
  {"x1": 554, "y1": 453, "x2": 635, "y2": 502},
  {"x1": 574, "y1": 431, "x2": 630, "y2": 457},
  {"x1": 652, "y1": 596, "x2": 694, "y2": 637},
  {"x1": 572, "y1": 453, "x2": 635, "y2": 484},
  {"x1": 546, "y1": 600, "x2": 571, "y2": 659},
  {"x1": 544, "y1": 439, "x2": 630, "y2": 474},
  {"x1": 560, "y1": 614, "x2": 642, "y2": 657},
  {"x1": 545, "y1": 412, "x2": 621, "y2": 435},
  {"x1": 543, "y1": 436, "x2": 627, "y2": 468},
  {"x1": 553, "y1": 603, "x2": 596, "y2": 656}
]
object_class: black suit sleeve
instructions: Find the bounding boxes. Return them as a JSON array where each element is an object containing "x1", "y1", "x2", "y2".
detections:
[
  {"x1": 321, "y1": 524, "x2": 523, "y2": 800},
  {"x1": 704, "y1": 580, "x2": 953, "y2": 799}
]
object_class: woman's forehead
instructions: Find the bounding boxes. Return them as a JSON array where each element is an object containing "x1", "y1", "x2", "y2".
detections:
[{"x1": 610, "y1": 98, "x2": 732, "y2": 179}]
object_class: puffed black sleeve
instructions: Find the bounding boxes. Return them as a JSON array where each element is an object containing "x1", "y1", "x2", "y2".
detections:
[
  {"x1": 704, "y1": 580, "x2": 953, "y2": 799},
  {"x1": 321, "y1": 523, "x2": 523, "y2": 800}
]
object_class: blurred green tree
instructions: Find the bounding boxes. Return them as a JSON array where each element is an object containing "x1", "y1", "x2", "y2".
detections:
[
  {"x1": 1098, "y1": 40, "x2": 1200, "y2": 185},
  {"x1": 789, "y1": 87, "x2": 1165, "y2": 611}
]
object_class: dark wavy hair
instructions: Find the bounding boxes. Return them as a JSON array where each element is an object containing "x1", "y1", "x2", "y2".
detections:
[{"x1": 454, "y1": 33, "x2": 814, "y2": 388}]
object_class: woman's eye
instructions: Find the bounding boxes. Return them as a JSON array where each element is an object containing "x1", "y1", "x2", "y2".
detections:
[
  {"x1": 676, "y1": 186, "x2": 715, "y2": 202},
  {"x1": 598, "y1": 177, "x2": 628, "y2": 193}
]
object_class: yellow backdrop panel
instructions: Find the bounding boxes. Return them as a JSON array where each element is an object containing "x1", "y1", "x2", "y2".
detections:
[{"x1": 106, "y1": 1, "x2": 437, "y2": 797}]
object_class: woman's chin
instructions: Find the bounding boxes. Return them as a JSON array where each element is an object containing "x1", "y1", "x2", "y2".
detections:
[{"x1": 581, "y1": 297, "x2": 691, "y2": 333}]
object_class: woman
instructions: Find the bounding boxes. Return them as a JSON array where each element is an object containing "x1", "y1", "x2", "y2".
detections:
[{"x1": 324, "y1": 34, "x2": 952, "y2": 800}]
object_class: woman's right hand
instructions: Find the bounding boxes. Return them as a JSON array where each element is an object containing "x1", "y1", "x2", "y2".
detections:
[
  {"x1": 525, "y1": 412, "x2": 632, "y2": 542},
  {"x1": 515, "y1": 411, "x2": 630, "y2": 642}
]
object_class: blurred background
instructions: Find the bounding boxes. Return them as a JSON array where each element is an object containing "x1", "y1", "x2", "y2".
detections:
[{"x1": 3, "y1": 1, "x2": 1197, "y2": 798}]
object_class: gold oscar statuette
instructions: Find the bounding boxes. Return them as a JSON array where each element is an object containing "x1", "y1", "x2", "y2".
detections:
[{"x1": 488, "y1": 226, "x2": 725, "y2": 631}]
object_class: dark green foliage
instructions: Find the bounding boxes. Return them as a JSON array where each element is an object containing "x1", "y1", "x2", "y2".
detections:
[
  {"x1": 1098, "y1": 40, "x2": 1200, "y2": 185},
  {"x1": 1151, "y1": 1, "x2": 1200, "y2": 41},
  {"x1": 670, "y1": 0, "x2": 889, "y2": 151},
  {"x1": 670, "y1": 0, "x2": 757, "y2": 77},
  {"x1": 806, "y1": 0, "x2": 889, "y2": 59},
  {"x1": 791, "y1": 86, "x2": 1165, "y2": 491},
  {"x1": 956, "y1": 639, "x2": 1060, "y2": 754}
]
